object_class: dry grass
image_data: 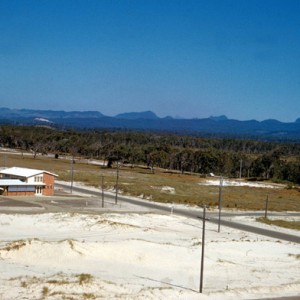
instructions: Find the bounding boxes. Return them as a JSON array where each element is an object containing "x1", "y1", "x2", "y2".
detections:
[
  {"x1": 77, "y1": 273, "x2": 93, "y2": 285},
  {"x1": 46, "y1": 279, "x2": 70, "y2": 285},
  {"x1": 41, "y1": 286, "x2": 49, "y2": 297},
  {"x1": 257, "y1": 217, "x2": 300, "y2": 230},
  {"x1": 12, "y1": 274, "x2": 98, "y2": 299},
  {"x1": 83, "y1": 293, "x2": 96, "y2": 299},
  {"x1": 288, "y1": 253, "x2": 300, "y2": 260},
  {"x1": 3, "y1": 240, "x2": 26, "y2": 251},
  {"x1": 3, "y1": 152, "x2": 300, "y2": 211}
]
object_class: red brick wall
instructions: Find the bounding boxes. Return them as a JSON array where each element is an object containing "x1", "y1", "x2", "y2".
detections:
[
  {"x1": 5, "y1": 191, "x2": 35, "y2": 196},
  {"x1": 43, "y1": 173, "x2": 55, "y2": 196}
]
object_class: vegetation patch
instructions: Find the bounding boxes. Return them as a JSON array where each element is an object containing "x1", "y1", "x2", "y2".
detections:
[
  {"x1": 83, "y1": 293, "x2": 97, "y2": 299},
  {"x1": 68, "y1": 239, "x2": 74, "y2": 250},
  {"x1": 256, "y1": 217, "x2": 300, "y2": 230},
  {"x1": 46, "y1": 279, "x2": 70, "y2": 285},
  {"x1": 96, "y1": 219, "x2": 140, "y2": 229},
  {"x1": 77, "y1": 273, "x2": 93, "y2": 285},
  {"x1": 41, "y1": 286, "x2": 49, "y2": 297},
  {"x1": 11, "y1": 274, "x2": 100, "y2": 299},
  {"x1": 2, "y1": 137, "x2": 300, "y2": 211},
  {"x1": 288, "y1": 253, "x2": 300, "y2": 260},
  {"x1": 3, "y1": 240, "x2": 27, "y2": 251}
]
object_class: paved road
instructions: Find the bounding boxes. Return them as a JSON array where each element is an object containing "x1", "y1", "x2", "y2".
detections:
[
  {"x1": 262, "y1": 297, "x2": 300, "y2": 300},
  {"x1": 56, "y1": 183, "x2": 300, "y2": 244}
]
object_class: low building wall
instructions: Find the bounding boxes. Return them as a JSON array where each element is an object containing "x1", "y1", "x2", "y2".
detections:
[{"x1": 4, "y1": 191, "x2": 35, "y2": 196}]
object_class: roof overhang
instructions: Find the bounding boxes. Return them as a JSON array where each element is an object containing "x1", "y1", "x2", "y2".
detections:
[{"x1": 0, "y1": 179, "x2": 45, "y2": 187}]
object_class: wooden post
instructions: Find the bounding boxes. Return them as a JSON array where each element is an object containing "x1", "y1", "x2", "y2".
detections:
[{"x1": 200, "y1": 205, "x2": 207, "y2": 293}]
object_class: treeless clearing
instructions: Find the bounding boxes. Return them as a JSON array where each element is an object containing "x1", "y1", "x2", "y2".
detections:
[{"x1": 2, "y1": 153, "x2": 300, "y2": 211}]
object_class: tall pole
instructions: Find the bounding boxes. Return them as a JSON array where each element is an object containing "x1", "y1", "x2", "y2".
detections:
[
  {"x1": 101, "y1": 175, "x2": 104, "y2": 208},
  {"x1": 70, "y1": 158, "x2": 74, "y2": 194},
  {"x1": 200, "y1": 205, "x2": 206, "y2": 293},
  {"x1": 218, "y1": 177, "x2": 223, "y2": 233},
  {"x1": 264, "y1": 194, "x2": 269, "y2": 219},
  {"x1": 239, "y1": 159, "x2": 242, "y2": 178},
  {"x1": 115, "y1": 162, "x2": 119, "y2": 205}
]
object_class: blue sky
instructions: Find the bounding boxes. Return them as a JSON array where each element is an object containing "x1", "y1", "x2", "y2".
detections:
[{"x1": 0, "y1": 0, "x2": 299, "y2": 122}]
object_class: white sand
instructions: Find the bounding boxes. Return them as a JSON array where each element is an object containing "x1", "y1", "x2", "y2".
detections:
[
  {"x1": 0, "y1": 212, "x2": 299, "y2": 299},
  {"x1": 199, "y1": 179, "x2": 284, "y2": 188}
]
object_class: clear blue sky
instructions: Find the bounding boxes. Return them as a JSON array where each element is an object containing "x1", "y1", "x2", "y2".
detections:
[{"x1": 0, "y1": 0, "x2": 299, "y2": 122}]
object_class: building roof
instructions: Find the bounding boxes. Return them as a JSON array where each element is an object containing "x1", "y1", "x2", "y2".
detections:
[
  {"x1": 0, "y1": 167, "x2": 58, "y2": 178},
  {"x1": 0, "y1": 179, "x2": 45, "y2": 186}
]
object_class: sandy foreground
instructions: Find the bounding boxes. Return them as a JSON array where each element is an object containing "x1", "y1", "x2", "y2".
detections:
[{"x1": 0, "y1": 211, "x2": 299, "y2": 300}]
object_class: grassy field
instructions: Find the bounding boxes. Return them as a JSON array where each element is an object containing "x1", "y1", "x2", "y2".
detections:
[
  {"x1": 257, "y1": 217, "x2": 300, "y2": 231},
  {"x1": 2, "y1": 152, "x2": 300, "y2": 211}
]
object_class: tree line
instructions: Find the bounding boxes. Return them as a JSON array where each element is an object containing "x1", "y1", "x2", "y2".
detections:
[{"x1": 0, "y1": 125, "x2": 299, "y2": 184}]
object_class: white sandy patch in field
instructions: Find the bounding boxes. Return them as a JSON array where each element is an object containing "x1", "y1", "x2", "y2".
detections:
[
  {"x1": 0, "y1": 213, "x2": 299, "y2": 299},
  {"x1": 199, "y1": 179, "x2": 283, "y2": 188},
  {"x1": 161, "y1": 186, "x2": 176, "y2": 194}
]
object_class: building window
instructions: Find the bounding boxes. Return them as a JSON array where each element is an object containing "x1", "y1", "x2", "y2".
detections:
[
  {"x1": 34, "y1": 176, "x2": 43, "y2": 182},
  {"x1": 36, "y1": 186, "x2": 42, "y2": 194}
]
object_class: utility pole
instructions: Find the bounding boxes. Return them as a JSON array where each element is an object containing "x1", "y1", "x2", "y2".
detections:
[
  {"x1": 3, "y1": 154, "x2": 7, "y2": 168},
  {"x1": 70, "y1": 158, "x2": 74, "y2": 194},
  {"x1": 199, "y1": 205, "x2": 207, "y2": 293},
  {"x1": 239, "y1": 159, "x2": 243, "y2": 178},
  {"x1": 115, "y1": 162, "x2": 119, "y2": 205},
  {"x1": 101, "y1": 175, "x2": 104, "y2": 208},
  {"x1": 218, "y1": 177, "x2": 223, "y2": 233},
  {"x1": 264, "y1": 194, "x2": 269, "y2": 219}
]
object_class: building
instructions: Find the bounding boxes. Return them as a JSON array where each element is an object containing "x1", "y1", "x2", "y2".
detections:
[{"x1": 0, "y1": 167, "x2": 58, "y2": 196}]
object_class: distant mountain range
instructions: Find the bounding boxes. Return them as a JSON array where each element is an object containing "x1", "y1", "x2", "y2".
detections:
[
  {"x1": 115, "y1": 111, "x2": 160, "y2": 120},
  {"x1": 1, "y1": 107, "x2": 300, "y2": 140}
]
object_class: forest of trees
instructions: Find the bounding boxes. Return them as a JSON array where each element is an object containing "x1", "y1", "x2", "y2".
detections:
[{"x1": 0, "y1": 125, "x2": 299, "y2": 184}]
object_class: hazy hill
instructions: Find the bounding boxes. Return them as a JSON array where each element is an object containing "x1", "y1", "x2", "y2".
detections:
[
  {"x1": 0, "y1": 107, "x2": 300, "y2": 140},
  {"x1": 115, "y1": 111, "x2": 159, "y2": 120},
  {"x1": 0, "y1": 108, "x2": 104, "y2": 119}
]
